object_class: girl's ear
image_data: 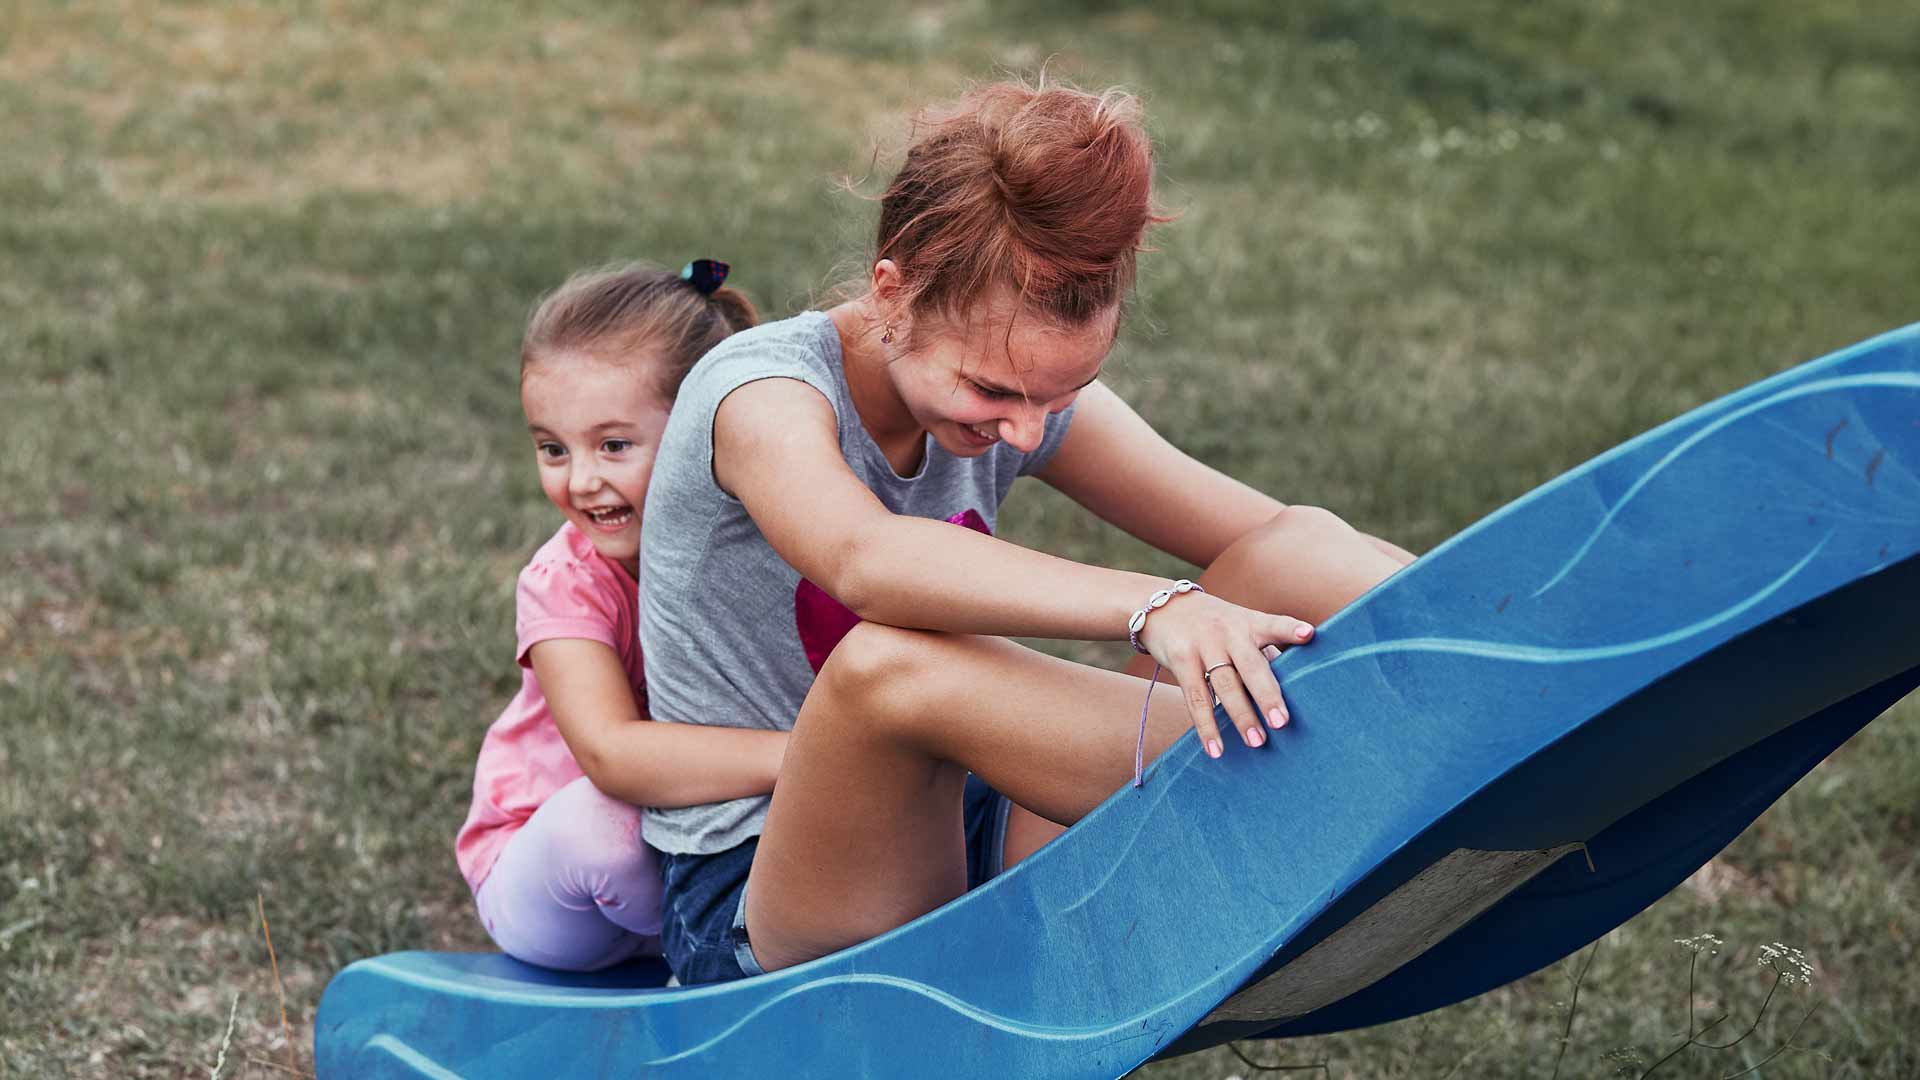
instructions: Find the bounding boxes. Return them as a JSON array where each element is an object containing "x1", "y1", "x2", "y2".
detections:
[
  {"x1": 868, "y1": 259, "x2": 915, "y2": 344},
  {"x1": 870, "y1": 259, "x2": 906, "y2": 307}
]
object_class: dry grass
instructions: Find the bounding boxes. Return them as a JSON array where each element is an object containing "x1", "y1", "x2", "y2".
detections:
[{"x1": 3, "y1": 1, "x2": 769, "y2": 205}]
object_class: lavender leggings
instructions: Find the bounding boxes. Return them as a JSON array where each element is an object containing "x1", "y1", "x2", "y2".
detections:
[{"x1": 472, "y1": 777, "x2": 664, "y2": 971}]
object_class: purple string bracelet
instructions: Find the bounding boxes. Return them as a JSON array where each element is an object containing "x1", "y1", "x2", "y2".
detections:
[{"x1": 1132, "y1": 663, "x2": 1161, "y2": 788}]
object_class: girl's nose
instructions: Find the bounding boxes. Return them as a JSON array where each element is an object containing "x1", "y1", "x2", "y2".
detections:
[
  {"x1": 568, "y1": 461, "x2": 604, "y2": 497},
  {"x1": 1002, "y1": 408, "x2": 1047, "y2": 453}
]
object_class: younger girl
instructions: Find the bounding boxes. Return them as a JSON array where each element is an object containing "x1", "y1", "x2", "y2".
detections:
[{"x1": 453, "y1": 261, "x2": 781, "y2": 971}]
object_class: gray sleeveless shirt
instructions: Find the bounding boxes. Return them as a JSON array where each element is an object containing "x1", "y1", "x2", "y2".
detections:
[{"x1": 637, "y1": 311, "x2": 1076, "y2": 855}]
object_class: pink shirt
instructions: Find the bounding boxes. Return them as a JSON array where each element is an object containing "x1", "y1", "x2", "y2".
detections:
[{"x1": 454, "y1": 523, "x2": 647, "y2": 892}]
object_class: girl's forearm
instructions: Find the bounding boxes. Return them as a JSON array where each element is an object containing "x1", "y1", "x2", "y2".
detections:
[
  {"x1": 573, "y1": 723, "x2": 788, "y2": 809},
  {"x1": 835, "y1": 516, "x2": 1167, "y2": 640}
]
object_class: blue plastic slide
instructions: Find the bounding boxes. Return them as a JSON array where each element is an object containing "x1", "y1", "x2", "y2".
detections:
[{"x1": 317, "y1": 325, "x2": 1920, "y2": 1078}]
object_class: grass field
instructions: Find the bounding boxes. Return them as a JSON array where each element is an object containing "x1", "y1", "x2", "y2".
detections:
[{"x1": 2, "y1": 1, "x2": 1917, "y2": 1076}]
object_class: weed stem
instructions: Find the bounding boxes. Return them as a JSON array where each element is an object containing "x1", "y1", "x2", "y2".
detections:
[{"x1": 1548, "y1": 938, "x2": 1601, "y2": 1080}]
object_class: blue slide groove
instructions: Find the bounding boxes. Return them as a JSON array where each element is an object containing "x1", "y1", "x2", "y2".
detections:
[{"x1": 317, "y1": 325, "x2": 1920, "y2": 1078}]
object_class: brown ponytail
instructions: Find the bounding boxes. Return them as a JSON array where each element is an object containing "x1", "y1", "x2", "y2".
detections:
[
  {"x1": 522, "y1": 264, "x2": 759, "y2": 400},
  {"x1": 703, "y1": 285, "x2": 759, "y2": 341}
]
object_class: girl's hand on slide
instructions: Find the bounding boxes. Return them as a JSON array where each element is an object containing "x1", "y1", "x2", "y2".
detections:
[{"x1": 1140, "y1": 593, "x2": 1313, "y2": 759}]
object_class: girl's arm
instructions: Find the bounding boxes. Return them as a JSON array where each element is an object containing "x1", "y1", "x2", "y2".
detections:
[
  {"x1": 529, "y1": 638, "x2": 787, "y2": 807},
  {"x1": 1032, "y1": 382, "x2": 1284, "y2": 567},
  {"x1": 713, "y1": 378, "x2": 1313, "y2": 754},
  {"x1": 1037, "y1": 382, "x2": 1416, "y2": 567},
  {"x1": 715, "y1": 378, "x2": 1163, "y2": 640}
]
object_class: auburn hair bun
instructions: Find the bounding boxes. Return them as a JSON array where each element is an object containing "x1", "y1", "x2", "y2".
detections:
[{"x1": 877, "y1": 78, "x2": 1169, "y2": 327}]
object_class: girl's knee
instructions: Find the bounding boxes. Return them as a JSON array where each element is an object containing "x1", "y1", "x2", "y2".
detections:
[
  {"x1": 1223, "y1": 505, "x2": 1358, "y2": 565},
  {"x1": 1261, "y1": 504, "x2": 1356, "y2": 543},
  {"x1": 539, "y1": 778, "x2": 649, "y2": 868},
  {"x1": 814, "y1": 622, "x2": 942, "y2": 713}
]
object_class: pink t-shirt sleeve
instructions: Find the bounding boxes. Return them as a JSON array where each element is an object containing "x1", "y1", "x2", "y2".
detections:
[{"x1": 514, "y1": 556, "x2": 627, "y2": 668}]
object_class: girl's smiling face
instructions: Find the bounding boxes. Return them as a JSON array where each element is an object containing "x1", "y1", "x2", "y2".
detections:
[
  {"x1": 520, "y1": 351, "x2": 672, "y2": 573},
  {"x1": 883, "y1": 283, "x2": 1115, "y2": 459}
]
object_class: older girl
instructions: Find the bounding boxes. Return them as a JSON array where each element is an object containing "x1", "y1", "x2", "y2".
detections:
[{"x1": 638, "y1": 81, "x2": 1414, "y2": 983}]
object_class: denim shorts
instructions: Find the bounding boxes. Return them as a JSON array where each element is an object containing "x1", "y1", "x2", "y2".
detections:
[{"x1": 658, "y1": 774, "x2": 1012, "y2": 985}]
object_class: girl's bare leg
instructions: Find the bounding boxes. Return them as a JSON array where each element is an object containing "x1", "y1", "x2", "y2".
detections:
[
  {"x1": 744, "y1": 504, "x2": 1411, "y2": 971},
  {"x1": 1002, "y1": 802, "x2": 1065, "y2": 867},
  {"x1": 1365, "y1": 533, "x2": 1419, "y2": 566},
  {"x1": 745, "y1": 627, "x2": 1194, "y2": 971}
]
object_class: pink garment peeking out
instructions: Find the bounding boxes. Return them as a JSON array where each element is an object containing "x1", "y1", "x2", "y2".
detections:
[{"x1": 794, "y1": 508, "x2": 990, "y2": 673}]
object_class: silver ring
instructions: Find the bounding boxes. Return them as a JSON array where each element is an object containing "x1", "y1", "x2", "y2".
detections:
[{"x1": 1201, "y1": 661, "x2": 1234, "y2": 704}]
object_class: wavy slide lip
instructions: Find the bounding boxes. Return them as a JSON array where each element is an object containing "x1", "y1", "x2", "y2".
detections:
[{"x1": 317, "y1": 324, "x2": 1920, "y2": 1079}]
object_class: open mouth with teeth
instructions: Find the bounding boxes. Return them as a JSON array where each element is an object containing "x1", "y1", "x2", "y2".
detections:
[
  {"x1": 961, "y1": 423, "x2": 998, "y2": 446},
  {"x1": 582, "y1": 506, "x2": 635, "y2": 530}
]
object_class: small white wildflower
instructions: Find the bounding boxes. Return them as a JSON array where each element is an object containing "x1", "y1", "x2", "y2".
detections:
[
  {"x1": 1603, "y1": 1047, "x2": 1644, "y2": 1076},
  {"x1": 1674, "y1": 932, "x2": 1723, "y2": 956},
  {"x1": 1756, "y1": 942, "x2": 1813, "y2": 985}
]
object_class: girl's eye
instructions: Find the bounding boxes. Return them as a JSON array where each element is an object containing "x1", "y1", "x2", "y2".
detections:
[
  {"x1": 536, "y1": 442, "x2": 567, "y2": 460},
  {"x1": 602, "y1": 439, "x2": 633, "y2": 454},
  {"x1": 970, "y1": 381, "x2": 1017, "y2": 400}
]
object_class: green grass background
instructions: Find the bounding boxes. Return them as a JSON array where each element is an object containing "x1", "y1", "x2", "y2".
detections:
[{"x1": 2, "y1": 1, "x2": 1916, "y2": 1076}]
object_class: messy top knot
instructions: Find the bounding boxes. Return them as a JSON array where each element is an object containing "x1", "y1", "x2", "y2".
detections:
[
  {"x1": 522, "y1": 263, "x2": 759, "y2": 401},
  {"x1": 876, "y1": 77, "x2": 1169, "y2": 330}
]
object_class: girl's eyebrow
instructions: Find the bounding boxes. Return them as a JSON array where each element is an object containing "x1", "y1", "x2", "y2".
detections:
[
  {"x1": 525, "y1": 420, "x2": 638, "y2": 435},
  {"x1": 973, "y1": 369, "x2": 1103, "y2": 398}
]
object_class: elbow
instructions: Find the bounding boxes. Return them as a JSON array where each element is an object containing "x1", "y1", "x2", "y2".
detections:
[
  {"x1": 569, "y1": 741, "x2": 615, "y2": 793},
  {"x1": 818, "y1": 532, "x2": 883, "y2": 620},
  {"x1": 566, "y1": 733, "x2": 637, "y2": 803}
]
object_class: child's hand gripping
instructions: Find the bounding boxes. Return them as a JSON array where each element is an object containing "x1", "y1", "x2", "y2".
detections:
[{"x1": 1135, "y1": 588, "x2": 1314, "y2": 759}]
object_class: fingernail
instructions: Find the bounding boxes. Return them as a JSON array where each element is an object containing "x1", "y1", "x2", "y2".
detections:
[
  {"x1": 1245, "y1": 726, "x2": 1265, "y2": 747},
  {"x1": 1206, "y1": 738, "x2": 1223, "y2": 759},
  {"x1": 1297, "y1": 624, "x2": 1315, "y2": 640},
  {"x1": 1267, "y1": 707, "x2": 1286, "y2": 729}
]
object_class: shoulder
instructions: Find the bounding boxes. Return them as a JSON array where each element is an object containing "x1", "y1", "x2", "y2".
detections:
[
  {"x1": 678, "y1": 311, "x2": 842, "y2": 405},
  {"x1": 517, "y1": 524, "x2": 585, "y2": 580},
  {"x1": 517, "y1": 524, "x2": 631, "y2": 603},
  {"x1": 661, "y1": 312, "x2": 847, "y2": 469},
  {"x1": 512, "y1": 525, "x2": 634, "y2": 665}
]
